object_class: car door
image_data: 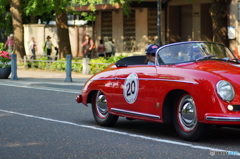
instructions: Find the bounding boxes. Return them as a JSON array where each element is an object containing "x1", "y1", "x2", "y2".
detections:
[{"x1": 110, "y1": 65, "x2": 161, "y2": 119}]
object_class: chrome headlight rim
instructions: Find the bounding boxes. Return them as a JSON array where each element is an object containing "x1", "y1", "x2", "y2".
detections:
[{"x1": 216, "y1": 80, "x2": 235, "y2": 102}]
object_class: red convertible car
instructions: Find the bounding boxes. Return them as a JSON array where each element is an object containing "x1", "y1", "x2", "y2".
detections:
[{"x1": 76, "y1": 41, "x2": 240, "y2": 141}]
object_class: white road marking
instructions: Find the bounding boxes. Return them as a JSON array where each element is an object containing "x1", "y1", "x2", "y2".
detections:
[
  {"x1": 0, "y1": 83, "x2": 80, "y2": 94},
  {"x1": 0, "y1": 108, "x2": 239, "y2": 156}
]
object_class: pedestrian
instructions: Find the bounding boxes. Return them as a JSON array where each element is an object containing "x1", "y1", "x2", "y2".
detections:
[
  {"x1": 145, "y1": 44, "x2": 159, "y2": 65},
  {"x1": 44, "y1": 36, "x2": 54, "y2": 60},
  {"x1": 4, "y1": 34, "x2": 14, "y2": 53},
  {"x1": 82, "y1": 35, "x2": 94, "y2": 58},
  {"x1": 54, "y1": 47, "x2": 59, "y2": 60},
  {"x1": 103, "y1": 36, "x2": 114, "y2": 58},
  {"x1": 97, "y1": 39, "x2": 105, "y2": 58},
  {"x1": 111, "y1": 40, "x2": 115, "y2": 56},
  {"x1": 29, "y1": 37, "x2": 37, "y2": 60}
]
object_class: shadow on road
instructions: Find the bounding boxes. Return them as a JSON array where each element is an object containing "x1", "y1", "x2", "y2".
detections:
[{"x1": 83, "y1": 118, "x2": 240, "y2": 145}]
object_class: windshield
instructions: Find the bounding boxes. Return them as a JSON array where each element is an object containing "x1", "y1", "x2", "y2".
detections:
[{"x1": 156, "y1": 41, "x2": 235, "y2": 65}]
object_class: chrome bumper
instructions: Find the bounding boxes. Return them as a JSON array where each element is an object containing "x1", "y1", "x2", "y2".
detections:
[{"x1": 206, "y1": 116, "x2": 240, "y2": 122}]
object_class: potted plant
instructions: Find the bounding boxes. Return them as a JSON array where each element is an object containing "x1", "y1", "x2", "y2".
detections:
[{"x1": 0, "y1": 51, "x2": 11, "y2": 79}]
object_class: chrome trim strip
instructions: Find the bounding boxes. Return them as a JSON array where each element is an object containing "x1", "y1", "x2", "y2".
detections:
[
  {"x1": 206, "y1": 116, "x2": 240, "y2": 122},
  {"x1": 92, "y1": 78, "x2": 198, "y2": 85},
  {"x1": 144, "y1": 78, "x2": 198, "y2": 85},
  {"x1": 111, "y1": 108, "x2": 161, "y2": 119}
]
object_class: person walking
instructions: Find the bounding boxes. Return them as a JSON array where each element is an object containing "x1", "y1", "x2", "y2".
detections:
[
  {"x1": 29, "y1": 37, "x2": 37, "y2": 60},
  {"x1": 82, "y1": 35, "x2": 94, "y2": 58},
  {"x1": 4, "y1": 34, "x2": 14, "y2": 53},
  {"x1": 44, "y1": 36, "x2": 54, "y2": 60},
  {"x1": 97, "y1": 39, "x2": 106, "y2": 57},
  {"x1": 103, "y1": 36, "x2": 114, "y2": 58},
  {"x1": 111, "y1": 40, "x2": 115, "y2": 56}
]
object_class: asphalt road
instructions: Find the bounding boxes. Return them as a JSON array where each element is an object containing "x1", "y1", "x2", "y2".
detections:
[{"x1": 0, "y1": 81, "x2": 240, "y2": 159}]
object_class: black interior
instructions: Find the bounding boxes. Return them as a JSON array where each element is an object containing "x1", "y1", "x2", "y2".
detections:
[{"x1": 115, "y1": 56, "x2": 147, "y2": 67}]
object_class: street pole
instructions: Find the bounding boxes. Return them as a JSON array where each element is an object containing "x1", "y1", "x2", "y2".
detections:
[
  {"x1": 157, "y1": 0, "x2": 162, "y2": 46},
  {"x1": 64, "y1": 54, "x2": 72, "y2": 82},
  {"x1": 10, "y1": 53, "x2": 19, "y2": 80}
]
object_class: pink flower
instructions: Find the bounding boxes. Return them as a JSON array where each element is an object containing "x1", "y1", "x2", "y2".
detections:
[{"x1": 0, "y1": 51, "x2": 11, "y2": 68}]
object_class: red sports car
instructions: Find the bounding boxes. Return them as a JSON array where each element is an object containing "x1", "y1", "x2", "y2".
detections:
[{"x1": 76, "y1": 41, "x2": 240, "y2": 141}]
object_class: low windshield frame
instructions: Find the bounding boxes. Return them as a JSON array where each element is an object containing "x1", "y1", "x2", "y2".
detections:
[{"x1": 156, "y1": 41, "x2": 235, "y2": 65}]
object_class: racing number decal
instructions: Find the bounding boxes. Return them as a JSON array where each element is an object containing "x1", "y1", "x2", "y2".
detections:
[
  {"x1": 123, "y1": 73, "x2": 139, "y2": 104},
  {"x1": 126, "y1": 81, "x2": 136, "y2": 96}
]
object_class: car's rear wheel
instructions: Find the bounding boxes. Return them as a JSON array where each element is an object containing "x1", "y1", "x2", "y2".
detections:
[
  {"x1": 91, "y1": 91, "x2": 118, "y2": 126},
  {"x1": 173, "y1": 94, "x2": 207, "y2": 141}
]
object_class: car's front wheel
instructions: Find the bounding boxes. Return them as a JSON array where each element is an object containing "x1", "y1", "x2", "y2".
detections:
[
  {"x1": 91, "y1": 91, "x2": 118, "y2": 126},
  {"x1": 173, "y1": 94, "x2": 207, "y2": 141}
]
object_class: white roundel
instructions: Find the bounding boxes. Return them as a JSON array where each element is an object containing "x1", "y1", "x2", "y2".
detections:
[{"x1": 123, "y1": 73, "x2": 139, "y2": 104}]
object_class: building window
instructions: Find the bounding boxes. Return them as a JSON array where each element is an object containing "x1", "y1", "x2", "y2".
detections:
[
  {"x1": 148, "y1": 9, "x2": 157, "y2": 44},
  {"x1": 123, "y1": 10, "x2": 136, "y2": 52},
  {"x1": 102, "y1": 11, "x2": 112, "y2": 40}
]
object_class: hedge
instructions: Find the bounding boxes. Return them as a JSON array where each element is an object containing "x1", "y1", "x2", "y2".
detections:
[{"x1": 21, "y1": 54, "x2": 129, "y2": 74}]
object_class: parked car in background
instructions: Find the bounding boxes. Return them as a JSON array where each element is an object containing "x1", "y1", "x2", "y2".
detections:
[{"x1": 76, "y1": 41, "x2": 240, "y2": 141}]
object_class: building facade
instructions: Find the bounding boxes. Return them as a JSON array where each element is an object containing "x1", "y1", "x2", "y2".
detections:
[
  {"x1": 24, "y1": 0, "x2": 240, "y2": 58},
  {"x1": 80, "y1": 0, "x2": 240, "y2": 56}
]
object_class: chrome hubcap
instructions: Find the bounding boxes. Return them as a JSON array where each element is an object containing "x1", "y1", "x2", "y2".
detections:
[
  {"x1": 96, "y1": 92, "x2": 108, "y2": 118},
  {"x1": 178, "y1": 95, "x2": 197, "y2": 131}
]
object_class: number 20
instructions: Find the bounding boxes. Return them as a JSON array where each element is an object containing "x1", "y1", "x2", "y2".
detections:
[{"x1": 126, "y1": 81, "x2": 135, "y2": 96}]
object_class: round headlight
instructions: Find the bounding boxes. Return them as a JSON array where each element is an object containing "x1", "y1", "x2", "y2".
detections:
[{"x1": 216, "y1": 80, "x2": 235, "y2": 101}]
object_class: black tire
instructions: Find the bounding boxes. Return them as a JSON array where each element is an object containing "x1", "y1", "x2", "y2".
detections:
[
  {"x1": 173, "y1": 94, "x2": 207, "y2": 141},
  {"x1": 91, "y1": 91, "x2": 118, "y2": 127}
]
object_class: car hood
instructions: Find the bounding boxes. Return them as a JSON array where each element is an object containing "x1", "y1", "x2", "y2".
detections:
[{"x1": 194, "y1": 60, "x2": 240, "y2": 81}]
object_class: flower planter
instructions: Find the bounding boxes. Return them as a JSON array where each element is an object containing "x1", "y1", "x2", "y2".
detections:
[{"x1": 0, "y1": 67, "x2": 11, "y2": 79}]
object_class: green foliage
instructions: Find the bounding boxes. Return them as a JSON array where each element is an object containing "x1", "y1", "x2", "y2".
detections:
[
  {"x1": 24, "y1": 0, "x2": 71, "y2": 16},
  {"x1": 89, "y1": 57, "x2": 108, "y2": 74},
  {"x1": 37, "y1": 57, "x2": 48, "y2": 69},
  {"x1": 0, "y1": 0, "x2": 12, "y2": 41},
  {"x1": 0, "y1": 43, "x2": 4, "y2": 50},
  {"x1": 72, "y1": 58, "x2": 83, "y2": 72},
  {"x1": 21, "y1": 55, "x2": 129, "y2": 74},
  {"x1": 51, "y1": 58, "x2": 66, "y2": 71},
  {"x1": 71, "y1": 0, "x2": 142, "y2": 16},
  {"x1": 80, "y1": 12, "x2": 96, "y2": 21},
  {"x1": 106, "y1": 54, "x2": 128, "y2": 63},
  {"x1": 89, "y1": 55, "x2": 129, "y2": 74}
]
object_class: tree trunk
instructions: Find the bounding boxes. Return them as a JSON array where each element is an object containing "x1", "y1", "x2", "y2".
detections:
[
  {"x1": 209, "y1": 0, "x2": 229, "y2": 46},
  {"x1": 8, "y1": 0, "x2": 26, "y2": 59},
  {"x1": 55, "y1": 9, "x2": 72, "y2": 58}
]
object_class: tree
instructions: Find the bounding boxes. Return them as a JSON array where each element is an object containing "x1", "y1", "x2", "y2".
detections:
[
  {"x1": 54, "y1": 0, "x2": 72, "y2": 58},
  {"x1": 74, "y1": 0, "x2": 141, "y2": 15},
  {"x1": 25, "y1": 0, "x2": 72, "y2": 58},
  {"x1": 0, "y1": 0, "x2": 12, "y2": 43},
  {"x1": 8, "y1": 0, "x2": 26, "y2": 59},
  {"x1": 209, "y1": 0, "x2": 230, "y2": 46}
]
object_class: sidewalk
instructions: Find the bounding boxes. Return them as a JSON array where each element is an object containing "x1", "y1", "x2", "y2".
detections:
[{"x1": 0, "y1": 68, "x2": 92, "y2": 86}]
